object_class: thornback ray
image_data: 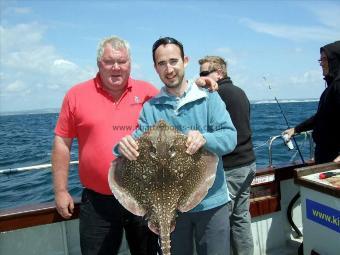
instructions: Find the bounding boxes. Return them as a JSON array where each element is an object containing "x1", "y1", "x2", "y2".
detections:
[{"x1": 108, "y1": 120, "x2": 218, "y2": 255}]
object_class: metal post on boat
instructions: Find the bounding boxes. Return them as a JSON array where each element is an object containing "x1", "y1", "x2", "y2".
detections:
[
  {"x1": 309, "y1": 132, "x2": 314, "y2": 160},
  {"x1": 268, "y1": 135, "x2": 281, "y2": 167}
]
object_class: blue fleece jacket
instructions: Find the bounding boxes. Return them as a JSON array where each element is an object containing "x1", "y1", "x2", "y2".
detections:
[{"x1": 114, "y1": 81, "x2": 237, "y2": 212}]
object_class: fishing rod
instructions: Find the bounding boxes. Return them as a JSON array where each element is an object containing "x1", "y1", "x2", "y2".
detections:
[
  {"x1": 262, "y1": 76, "x2": 305, "y2": 164},
  {"x1": 0, "y1": 161, "x2": 79, "y2": 175},
  {"x1": 262, "y1": 76, "x2": 305, "y2": 240}
]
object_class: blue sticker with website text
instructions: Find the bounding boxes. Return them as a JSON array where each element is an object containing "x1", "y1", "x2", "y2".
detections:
[{"x1": 306, "y1": 199, "x2": 340, "y2": 233}]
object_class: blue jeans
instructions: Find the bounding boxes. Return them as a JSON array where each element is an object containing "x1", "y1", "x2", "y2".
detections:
[
  {"x1": 79, "y1": 188, "x2": 159, "y2": 255},
  {"x1": 224, "y1": 162, "x2": 256, "y2": 255},
  {"x1": 171, "y1": 203, "x2": 230, "y2": 255}
]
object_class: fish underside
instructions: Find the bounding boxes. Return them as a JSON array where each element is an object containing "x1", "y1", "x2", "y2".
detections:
[{"x1": 109, "y1": 120, "x2": 218, "y2": 255}]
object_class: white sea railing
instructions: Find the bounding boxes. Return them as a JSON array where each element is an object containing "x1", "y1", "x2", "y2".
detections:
[
  {"x1": 0, "y1": 131, "x2": 313, "y2": 174},
  {"x1": 267, "y1": 131, "x2": 313, "y2": 167},
  {"x1": 252, "y1": 131, "x2": 313, "y2": 167},
  {"x1": 0, "y1": 161, "x2": 79, "y2": 175}
]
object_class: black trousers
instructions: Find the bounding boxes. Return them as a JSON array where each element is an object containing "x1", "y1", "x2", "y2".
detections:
[{"x1": 79, "y1": 188, "x2": 159, "y2": 255}]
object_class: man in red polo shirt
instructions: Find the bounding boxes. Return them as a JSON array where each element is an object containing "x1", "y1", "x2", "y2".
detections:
[{"x1": 52, "y1": 36, "x2": 159, "y2": 255}]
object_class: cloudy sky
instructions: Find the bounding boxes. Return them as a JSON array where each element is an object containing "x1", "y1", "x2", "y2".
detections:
[{"x1": 1, "y1": 0, "x2": 339, "y2": 113}]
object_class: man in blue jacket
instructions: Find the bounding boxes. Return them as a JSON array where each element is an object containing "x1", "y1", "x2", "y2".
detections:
[{"x1": 116, "y1": 37, "x2": 237, "y2": 255}]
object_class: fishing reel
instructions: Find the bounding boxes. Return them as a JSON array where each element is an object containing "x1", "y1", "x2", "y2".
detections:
[{"x1": 282, "y1": 134, "x2": 294, "y2": 150}]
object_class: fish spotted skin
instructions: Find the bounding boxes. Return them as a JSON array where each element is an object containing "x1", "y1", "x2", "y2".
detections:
[{"x1": 109, "y1": 120, "x2": 218, "y2": 255}]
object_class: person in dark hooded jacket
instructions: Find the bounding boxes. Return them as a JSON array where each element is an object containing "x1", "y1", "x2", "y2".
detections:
[{"x1": 283, "y1": 41, "x2": 340, "y2": 164}]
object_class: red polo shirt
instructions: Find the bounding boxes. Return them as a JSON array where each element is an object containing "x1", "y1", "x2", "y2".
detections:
[{"x1": 55, "y1": 74, "x2": 158, "y2": 194}]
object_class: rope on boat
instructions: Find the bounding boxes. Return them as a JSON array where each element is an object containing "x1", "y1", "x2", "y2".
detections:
[{"x1": 0, "y1": 161, "x2": 79, "y2": 175}]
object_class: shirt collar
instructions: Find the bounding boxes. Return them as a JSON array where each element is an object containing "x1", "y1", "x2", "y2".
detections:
[
  {"x1": 94, "y1": 73, "x2": 133, "y2": 93},
  {"x1": 217, "y1": 76, "x2": 232, "y2": 85},
  {"x1": 152, "y1": 81, "x2": 207, "y2": 107}
]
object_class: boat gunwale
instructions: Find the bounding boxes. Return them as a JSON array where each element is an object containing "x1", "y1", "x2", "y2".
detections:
[
  {"x1": 0, "y1": 162, "x2": 313, "y2": 232},
  {"x1": 0, "y1": 198, "x2": 80, "y2": 232},
  {"x1": 294, "y1": 162, "x2": 340, "y2": 198}
]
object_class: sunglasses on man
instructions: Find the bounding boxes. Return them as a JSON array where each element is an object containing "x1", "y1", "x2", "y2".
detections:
[{"x1": 200, "y1": 69, "x2": 216, "y2": 77}]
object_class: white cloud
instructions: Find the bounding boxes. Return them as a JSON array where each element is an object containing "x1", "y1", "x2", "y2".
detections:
[
  {"x1": 0, "y1": 23, "x2": 45, "y2": 52},
  {"x1": 289, "y1": 69, "x2": 323, "y2": 85},
  {"x1": 305, "y1": 2, "x2": 340, "y2": 29},
  {"x1": 0, "y1": 22, "x2": 95, "y2": 112},
  {"x1": 53, "y1": 59, "x2": 79, "y2": 71},
  {"x1": 47, "y1": 84, "x2": 61, "y2": 90},
  {"x1": 13, "y1": 7, "x2": 32, "y2": 14},
  {"x1": 255, "y1": 69, "x2": 324, "y2": 100},
  {"x1": 0, "y1": 3, "x2": 32, "y2": 17},
  {"x1": 4, "y1": 80, "x2": 25, "y2": 92},
  {"x1": 4, "y1": 46, "x2": 57, "y2": 72},
  {"x1": 240, "y1": 18, "x2": 339, "y2": 42},
  {"x1": 214, "y1": 47, "x2": 246, "y2": 68},
  {"x1": 1, "y1": 23, "x2": 94, "y2": 88},
  {"x1": 3, "y1": 80, "x2": 30, "y2": 94}
]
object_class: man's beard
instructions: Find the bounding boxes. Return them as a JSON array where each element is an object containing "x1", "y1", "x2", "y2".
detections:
[{"x1": 163, "y1": 72, "x2": 184, "y2": 89}]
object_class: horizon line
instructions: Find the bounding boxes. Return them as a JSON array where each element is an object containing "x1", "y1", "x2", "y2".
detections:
[{"x1": 0, "y1": 98, "x2": 320, "y2": 116}]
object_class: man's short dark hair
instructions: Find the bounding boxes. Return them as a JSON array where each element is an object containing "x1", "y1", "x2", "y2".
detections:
[{"x1": 152, "y1": 37, "x2": 184, "y2": 63}]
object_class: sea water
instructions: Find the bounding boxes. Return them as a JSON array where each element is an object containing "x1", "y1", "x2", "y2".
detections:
[{"x1": 0, "y1": 101, "x2": 318, "y2": 210}]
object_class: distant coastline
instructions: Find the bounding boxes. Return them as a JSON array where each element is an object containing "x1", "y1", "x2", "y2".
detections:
[
  {"x1": 251, "y1": 98, "x2": 319, "y2": 104},
  {"x1": 0, "y1": 99, "x2": 319, "y2": 116},
  {"x1": 0, "y1": 108, "x2": 60, "y2": 116}
]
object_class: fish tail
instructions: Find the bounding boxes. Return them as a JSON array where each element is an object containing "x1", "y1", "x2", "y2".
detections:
[{"x1": 159, "y1": 222, "x2": 171, "y2": 255}]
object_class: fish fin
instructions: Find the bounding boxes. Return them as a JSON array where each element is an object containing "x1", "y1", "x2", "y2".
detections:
[
  {"x1": 108, "y1": 159, "x2": 146, "y2": 216},
  {"x1": 178, "y1": 152, "x2": 218, "y2": 212},
  {"x1": 148, "y1": 222, "x2": 160, "y2": 235}
]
